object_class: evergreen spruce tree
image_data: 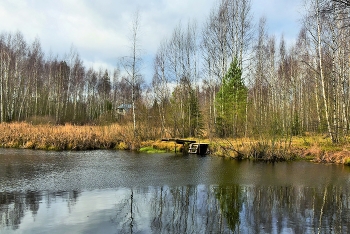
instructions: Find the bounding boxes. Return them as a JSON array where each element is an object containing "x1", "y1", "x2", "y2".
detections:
[{"x1": 216, "y1": 59, "x2": 247, "y2": 137}]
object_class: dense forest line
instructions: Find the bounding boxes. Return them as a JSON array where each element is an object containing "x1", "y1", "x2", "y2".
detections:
[{"x1": 0, "y1": 0, "x2": 350, "y2": 144}]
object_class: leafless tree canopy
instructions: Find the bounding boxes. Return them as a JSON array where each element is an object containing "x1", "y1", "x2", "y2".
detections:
[
  {"x1": 0, "y1": 0, "x2": 350, "y2": 143},
  {"x1": 332, "y1": 0, "x2": 350, "y2": 6}
]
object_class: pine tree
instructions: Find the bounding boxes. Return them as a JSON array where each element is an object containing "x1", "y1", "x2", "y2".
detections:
[{"x1": 216, "y1": 59, "x2": 247, "y2": 137}]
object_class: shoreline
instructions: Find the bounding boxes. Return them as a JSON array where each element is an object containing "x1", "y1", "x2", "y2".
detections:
[
  {"x1": 1, "y1": 140, "x2": 349, "y2": 165},
  {"x1": 1, "y1": 122, "x2": 349, "y2": 165}
]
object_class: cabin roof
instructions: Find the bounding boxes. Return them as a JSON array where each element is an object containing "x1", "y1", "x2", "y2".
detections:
[{"x1": 117, "y1": 104, "x2": 132, "y2": 110}]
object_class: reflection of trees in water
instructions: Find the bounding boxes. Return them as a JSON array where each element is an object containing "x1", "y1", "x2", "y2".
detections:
[
  {"x1": 111, "y1": 185, "x2": 350, "y2": 233},
  {"x1": 113, "y1": 186, "x2": 236, "y2": 233},
  {"x1": 215, "y1": 185, "x2": 242, "y2": 232},
  {"x1": 240, "y1": 185, "x2": 350, "y2": 233},
  {"x1": 148, "y1": 185, "x2": 224, "y2": 233},
  {"x1": 0, "y1": 192, "x2": 31, "y2": 230},
  {"x1": 2, "y1": 186, "x2": 350, "y2": 233},
  {"x1": 0, "y1": 190, "x2": 80, "y2": 230},
  {"x1": 111, "y1": 186, "x2": 236, "y2": 233}
]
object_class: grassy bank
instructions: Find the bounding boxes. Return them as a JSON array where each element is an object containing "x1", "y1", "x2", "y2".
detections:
[
  {"x1": 0, "y1": 122, "x2": 177, "y2": 152},
  {"x1": 0, "y1": 122, "x2": 125, "y2": 150},
  {"x1": 1, "y1": 123, "x2": 350, "y2": 165},
  {"x1": 128, "y1": 135, "x2": 350, "y2": 165},
  {"x1": 208, "y1": 136, "x2": 350, "y2": 164}
]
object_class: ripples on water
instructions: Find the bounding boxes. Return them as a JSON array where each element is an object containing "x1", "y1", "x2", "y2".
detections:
[{"x1": 1, "y1": 149, "x2": 350, "y2": 233}]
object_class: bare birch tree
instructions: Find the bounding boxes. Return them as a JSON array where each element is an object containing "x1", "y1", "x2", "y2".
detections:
[{"x1": 121, "y1": 11, "x2": 143, "y2": 139}]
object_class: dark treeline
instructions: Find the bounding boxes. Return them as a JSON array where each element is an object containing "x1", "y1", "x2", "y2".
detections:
[{"x1": 1, "y1": 0, "x2": 350, "y2": 143}]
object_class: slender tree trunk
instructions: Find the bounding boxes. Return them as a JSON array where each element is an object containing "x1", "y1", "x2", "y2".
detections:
[
  {"x1": 316, "y1": 0, "x2": 336, "y2": 143},
  {"x1": 314, "y1": 58, "x2": 322, "y2": 130},
  {"x1": 131, "y1": 49, "x2": 136, "y2": 136},
  {"x1": 2, "y1": 52, "x2": 10, "y2": 122},
  {"x1": 331, "y1": 34, "x2": 338, "y2": 142},
  {"x1": 0, "y1": 52, "x2": 4, "y2": 123}
]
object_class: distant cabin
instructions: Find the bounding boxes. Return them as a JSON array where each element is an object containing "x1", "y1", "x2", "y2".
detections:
[{"x1": 117, "y1": 104, "x2": 132, "y2": 115}]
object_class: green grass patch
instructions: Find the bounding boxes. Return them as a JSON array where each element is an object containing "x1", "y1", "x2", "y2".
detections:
[
  {"x1": 344, "y1": 158, "x2": 350, "y2": 166},
  {"x1": 139, "y1": 146, "x2": 167, "y2": 153},
  {"x1": 320, "y1": 142, "x2": 343, "y2": 152}
]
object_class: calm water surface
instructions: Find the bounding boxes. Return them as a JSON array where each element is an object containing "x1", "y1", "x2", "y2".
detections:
[{"x1": 1, "y1": 149, "x2": 350, "y2": 233}]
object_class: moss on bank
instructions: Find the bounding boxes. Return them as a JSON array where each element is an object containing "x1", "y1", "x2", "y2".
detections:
[{"x1": 139, "y1": 146, "x2": 167, "y2": 154}]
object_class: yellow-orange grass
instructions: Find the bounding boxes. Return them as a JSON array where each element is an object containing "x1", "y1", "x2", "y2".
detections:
[
  {"x1": 209, "y1": 137, "x2": 260, "y2": 158},
  {"x1": 0, "y1": 122, "x2": 128, "y2": 150},
  {"x1": 210, "y1": 136, "x2": 350, "y2": 164},
  {"x1": 2, "y1": 122, "x2": 350, "y2": 164},
  {"x1": 141, "y1": 140, "x2": 178, "y2": 152},
  {"x1": 288, "y1": 135, "x2": 350, "y2": 164}
]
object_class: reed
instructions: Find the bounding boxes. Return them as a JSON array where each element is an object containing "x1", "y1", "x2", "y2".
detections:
[
  {"x1": 246, "y1": 141, "x2": 296, "y2": 162},
  {"x1": 1, "y1": 122, "x2": 350, "y2": 165},
  {"x1": 208, "y1": 135, "x2": 350, "y2": 163},
  {"x1": 0, "y1": 122, "x2": 178, "y2": 152},
  {"x1": 209, "y1": 138, "x2": 295, "y2": 161},
  {"x1": 0, "y1": 122, "x2": 126, "y2": 150}
]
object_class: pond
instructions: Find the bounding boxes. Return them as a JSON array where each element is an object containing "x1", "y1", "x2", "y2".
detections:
[{"x1": 1, "y1": 149, "x2": 350, "y2": 233}]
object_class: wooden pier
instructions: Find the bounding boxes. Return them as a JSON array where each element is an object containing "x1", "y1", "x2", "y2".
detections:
[
  {"x1": 161, "y1": 138, "x2": 209, "y2": 155},
  {"x1": 188, "y1": 143, "x2": 209, "y2": 155}
]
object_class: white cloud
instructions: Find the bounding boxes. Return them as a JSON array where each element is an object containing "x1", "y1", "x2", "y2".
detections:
[
  {"x1": 251, "y1": 0, "x2": 304, "y2": 45},
  {"x1": 0, "y1": 0, "x2": 304, "y2": 82}
]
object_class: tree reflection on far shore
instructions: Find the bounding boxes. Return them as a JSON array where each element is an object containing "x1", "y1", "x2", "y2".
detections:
[{"x1": 1, "y1": 185, "x2": 350, "y2": 233}]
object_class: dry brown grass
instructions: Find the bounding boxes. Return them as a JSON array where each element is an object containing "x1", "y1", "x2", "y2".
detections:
[
  {"x1": 2, "y1": 122, "x2": 350, "y2": 164},
  {"x1": 287, "y1": 135, "x2": 350, "y2": 164},
  {"x1": 0, "y1": 122, "x2": 132, "y2": 150},
  {"x1": 302, "y1": 144, "x2": 350, "y2": 164},
  {"x1": 208, "y1": 135, "x2": 350, "y2": 164},
  {"x1": 209, "y1": 138, "x2": 295, "y2": 161},
  {"x1": 0, "y1": 122, "x2": 189, "y2": 152}
]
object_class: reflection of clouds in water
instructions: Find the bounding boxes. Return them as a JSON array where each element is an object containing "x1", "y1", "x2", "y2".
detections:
[
  {"x1": 16, "y1": 189, "x2": 128, "y2": 234},
  {"x1": 2, "y1": 150, "x2": 350, "y2": 233},
  {"x1": 2, "y1": 185, "x2": 350, "y2": 233}
]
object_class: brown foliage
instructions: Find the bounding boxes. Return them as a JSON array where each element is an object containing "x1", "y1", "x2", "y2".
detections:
[
  {"x1": 0, "y1": 122, "x2": 128, "y2": 150},
  {"x1": 2, "y1": 122, "x2": 350, "y2": 165},
  {"x1": 310, "y1": 147, "x2": 350, "y2": 164}
]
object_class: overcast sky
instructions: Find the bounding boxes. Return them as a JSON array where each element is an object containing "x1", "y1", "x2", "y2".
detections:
[{"x1": 0, "y1": 0, "x2": 304, "y2": 82}]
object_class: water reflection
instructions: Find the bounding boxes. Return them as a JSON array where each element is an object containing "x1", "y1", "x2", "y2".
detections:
[
  {"x1": 0, "y1": 190, "x2": 80, "y2": 232},
  {"x1": 1, "y1": 185, "x2": 350, "y2": 233},
  {"x1": 1, "y1": 149, "x2": 350, "y2": 233}
]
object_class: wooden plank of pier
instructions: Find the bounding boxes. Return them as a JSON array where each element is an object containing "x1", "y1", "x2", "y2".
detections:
[
  {"x1": 161, "y1": 138, "x2": 196, "y2": 154},
  {"x1": 161, "y1": 138, "x2": 196, "y2": 144}
]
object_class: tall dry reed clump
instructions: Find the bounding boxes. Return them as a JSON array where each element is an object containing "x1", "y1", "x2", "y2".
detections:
[
  {"x1": 305, "y1": 144, "x2": 350, "y2": 164},
  {"x1": 210, "y1": 138, "x2": 296, "y2": 162},
  {"x1": 0, "y1": 122, "x2": 136, "y2": 150},
  {"x1": 246, "y1": 141, "x2": 296, "y2": 162}
]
